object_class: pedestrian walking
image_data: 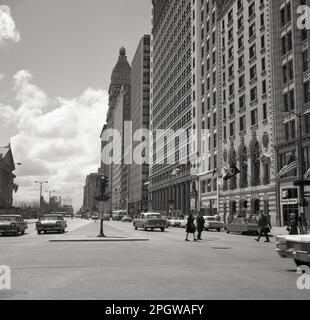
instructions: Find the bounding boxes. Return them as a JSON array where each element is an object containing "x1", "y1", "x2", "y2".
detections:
[
  {"x1": 196, "y1": 213, "x2": 205, "y2": 240},
  {"x1": 287, "y1": 213, "x2": 299, "y2": 235},
  {"x1": 298, "y1": 215, "x2": 305, "y2": 235},
  {"x1": 185, "y1": 212, "x2": 197, "y2": 242},
  {"x1": 255, "y1": 211, "x2": 271, "y2": 243}
]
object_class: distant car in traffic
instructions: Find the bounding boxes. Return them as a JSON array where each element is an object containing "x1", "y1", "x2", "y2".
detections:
[
  {"x1": 0, "y1": 215, "x2": 28, "y2": 236},
  {"x1": 276, "y1": 234, "x2": 310, "y2": 267},
  {"x1": 133, "y1": 213, "x2": 167, "y2": 232},
  {"x1": 36, "y1": 214, "x2": 67, "y2": 234},
  {"x1": 121, "y1": 215, "x2": 133, "y2": 223},
  {"x1": 92, "y1": 215, "x2": 99, "y2": 221},
  {"x1": 103, "y1": 214, "x2": 111, "y2": 221},
  {"x1": 204, "y1": 216, "x2": 224, "y2": 232},
  {"x1": 225, "y1": 217, "x2": 259, "y2": 235}
]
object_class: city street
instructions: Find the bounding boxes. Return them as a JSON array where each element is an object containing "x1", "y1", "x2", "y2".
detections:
[{"x1": 0, "y1": 219, "x2": 309, "y2": 300}]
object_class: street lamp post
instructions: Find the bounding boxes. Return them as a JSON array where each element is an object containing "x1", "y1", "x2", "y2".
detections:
[{"x1": 34, "y1": 181, "x2": 48, "y2": 220}]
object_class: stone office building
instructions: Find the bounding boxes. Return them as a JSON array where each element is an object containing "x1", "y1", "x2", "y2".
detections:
[
  {"x1": 101, "y1": 47, "x2": 132, "y2": 213},
  {"x1": 217, "y1": 0, "x2": 277, "y2": 225},
  {"x1": 272, "y1": 0, "x2": 310, "y2": 226},
  {"x1": 0, "y1": 145, "x2": 17, "y2": 210}
]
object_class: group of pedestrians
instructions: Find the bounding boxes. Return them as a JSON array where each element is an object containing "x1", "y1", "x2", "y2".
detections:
[{"x1": 185, "y1": 212, "x2": 205, "y2": 242}]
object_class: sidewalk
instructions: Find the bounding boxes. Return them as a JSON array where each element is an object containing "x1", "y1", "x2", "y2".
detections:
[{"x1": 49, "y1": 221, "x2": 149, "y2": 242}]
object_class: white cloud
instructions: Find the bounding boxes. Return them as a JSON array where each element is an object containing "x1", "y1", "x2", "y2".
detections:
[
  {"x1": 0, "y1": 10, "x2": 20, "y2": 45},
  {"x1": 6, "y1": 70, "x2": 109, "y2": 210}
]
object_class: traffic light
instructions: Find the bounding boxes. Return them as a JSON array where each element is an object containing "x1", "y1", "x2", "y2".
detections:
[
  {"x1": 294, "y1": 180, "x2": 310, "y2": 187},
  {"x1": 100, "y1": 175, "x2": 108, "y2": 195}
]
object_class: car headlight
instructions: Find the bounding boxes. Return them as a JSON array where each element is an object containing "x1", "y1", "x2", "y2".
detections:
[
  {"x1": 10, "y1": 223, "x2": 16, "y2": 227},
  {"x1": 276, "y1": 237, "x2": 288, "y2": 250}
]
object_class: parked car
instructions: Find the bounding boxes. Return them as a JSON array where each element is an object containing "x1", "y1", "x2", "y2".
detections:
[
  {"x1": 103, "y1": 214, "x2": 111, "y2": 221},
  {"x1": 225, "y1": 217, "x2": 259, "y2": 235},
  {"x1": 180, "y1": 216, "x2": 188, "y2": 228},
  {"x1": 92, "y1": 215, "x2": 99, "y2": 221},
  {"x1": 0, "y1": 215, "x2": 28, "y2": 236},
  {"x1": 36, "y1": 214, "x2": 67, "y2": 234},
  {"x1": 276, "y1": 234, "x2": 310, "y2": 267},
  {"x1": 133, "y1": 213, "x2": 167, "y2": 232},
  {"x1": 122, "y1": 215, "x2": 133, "y2": 223},
  {"x1": 204, "y1": 216, "x2": 224, "y2": 232}
]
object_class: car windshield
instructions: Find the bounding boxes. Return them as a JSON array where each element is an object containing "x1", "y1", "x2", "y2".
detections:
[
  {"x1": 146, "y1": 214, "x2": 162, "y2": 219},
  {"x1": 42, "y1": 216, "x2": 63, "y2": 221},
  {"x1": 0, "y1": 216, "x2": 17, "y2": 221}
]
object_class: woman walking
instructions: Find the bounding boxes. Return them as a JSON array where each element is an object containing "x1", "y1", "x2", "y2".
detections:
[{"x1": 185, "y1": 212, "x2": 197, "y2": 242}]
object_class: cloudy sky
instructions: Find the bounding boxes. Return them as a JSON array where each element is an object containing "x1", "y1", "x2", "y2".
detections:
[{"x1": 0, "y1": 0, "x2": 150, "y2": 210}]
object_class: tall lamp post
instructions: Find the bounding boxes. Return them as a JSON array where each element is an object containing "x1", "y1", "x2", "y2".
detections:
[
  {"x1": 34, "y1": 180, "x2": 48, "y2": 220},
  {"x1": 282, "y1": 109, "x2": 307, "y2": 229}
]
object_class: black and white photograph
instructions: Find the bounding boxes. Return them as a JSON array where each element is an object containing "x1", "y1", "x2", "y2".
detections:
[{"x1": 0, "y1": 0, "x2": 310, "y2": 307}]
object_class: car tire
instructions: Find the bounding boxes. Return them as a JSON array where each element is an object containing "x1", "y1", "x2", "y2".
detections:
[
  {"x1": 21, "y1": 229, "x2": 25, "y2": 235},
  {"x1": 226, "y1": 230, "x2": 230, "y2": 234},
  {"x1": 161, "y1": 228, "x2": 165, "y2": 232},
  {"x1": 217, "y1": 228, "x2": 221, "y2": 232},
  {"x1": 144, "y1": 227, "x2": 148, "y2": 231},
  {"x1": 37, "y1": 231, "x2": 41, "y2": 235}
]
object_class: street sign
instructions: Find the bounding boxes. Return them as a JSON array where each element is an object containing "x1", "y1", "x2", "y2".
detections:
[
  {"x1": 99, "y1": 202, "x2": 104, "y2": 212},
  {"x1": 281, "y1": 199, "x2": 298, "y2": 205}
]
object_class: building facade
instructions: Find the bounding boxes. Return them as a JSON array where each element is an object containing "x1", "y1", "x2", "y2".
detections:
[
  {"x1": 217, "y1": 0, "x2": 277, "y2": 225},
  {"x1": 129, "y1": 35, "x2": 151, "y2": 215},
  {"x1": 111, "y1": 85, "x2": 131, "y2": 211},
  {"x1": 150, "y1": 0, "x2": 193, "y2": 216},
  {"x1": 0, "y1": 145, "x2": 16, "y2": 210},
  {"x1": 83, "y1": 172, "x2": 102, "y2": 213},
  {"x1": 101, "y1": 48, "x2": 132, "y2": 214},
  {"x1": 272, "y1": 0, "x2": 310, "y2": 226}
]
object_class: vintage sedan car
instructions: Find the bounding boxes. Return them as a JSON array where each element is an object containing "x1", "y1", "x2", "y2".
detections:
[
  {"x1": 133, "y1": 213, "x2": 167, "y2": 232},
  {"x1": 225, "y1": 217, "x2": 259, "y2": 235},
  {"x1": 204, "y1": 216, "x2": 224, "y2": 232},
  {"x1": 0, "y1": 215, "x2": 28, "y2": 236},
  {"x1": 121, "y1": 215, "x2": 133, "y2": 223},
  {"x1": 276, "y1": 234, "x2": 310, "y2": 267},
  {"x1": 36, "y1": 214, "x2": 67, "y2": 234}
]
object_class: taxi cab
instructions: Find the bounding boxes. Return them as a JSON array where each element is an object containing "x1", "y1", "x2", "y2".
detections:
[
  {"x1": 133, "y1": 212, "x2": 167, "y2": 232},
  {"x1": 276, "y1": 233, "x2": 310, "y2": 267}
]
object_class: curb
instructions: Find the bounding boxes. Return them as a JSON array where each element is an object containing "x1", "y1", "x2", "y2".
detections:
[{"x1": 49, "y1": 237, "x2": 149, "y2": 243}]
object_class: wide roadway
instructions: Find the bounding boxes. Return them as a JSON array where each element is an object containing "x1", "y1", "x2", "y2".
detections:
[{"x1": 0, "y1": 219, "x2": 309, "y2": 300}]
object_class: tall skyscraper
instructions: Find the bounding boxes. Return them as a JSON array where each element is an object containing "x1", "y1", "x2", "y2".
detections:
[
  {"x1": 101, "y1": 48, "x2": 131, "y2": 214},
  {"x1": 150, "y1": 0, "x2": 193, "y2": 216},
  {"x1": 129, "y1": 35, "x2": 151, "y2": 215}
]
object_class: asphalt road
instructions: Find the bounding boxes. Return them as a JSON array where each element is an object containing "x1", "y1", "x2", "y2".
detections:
[{"x1": 0, "y1": 219, "x2": 309, "y2": 300}]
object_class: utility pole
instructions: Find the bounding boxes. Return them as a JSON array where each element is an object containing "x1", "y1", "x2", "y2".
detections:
[{"x1": 34, "y1": 181, "x2": 48, "y2": 220}]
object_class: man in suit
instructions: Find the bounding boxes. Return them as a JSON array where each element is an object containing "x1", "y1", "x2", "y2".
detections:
[{"x1": 255, "y1": 211, "x2": 271, "y2": 243}]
